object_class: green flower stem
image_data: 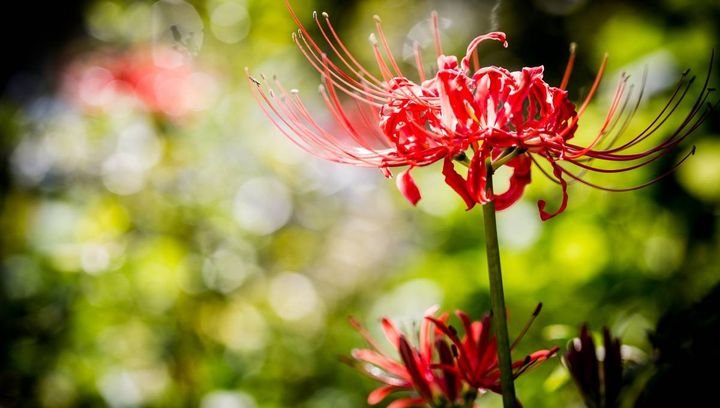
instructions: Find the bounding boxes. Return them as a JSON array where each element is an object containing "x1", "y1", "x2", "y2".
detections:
[
  {"x1": 482, "y1": 159, "x2": 517, "y2": 408},
  {"x1": 491, "y1": 148, "x2": 526, "y2": 171}
]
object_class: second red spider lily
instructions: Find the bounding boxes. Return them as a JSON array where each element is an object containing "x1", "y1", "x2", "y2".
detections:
[
  {"x1": 349, "y1": 305, "x2": 558, "y2": 407},
  {"x1": 427, "y1": 304, "x2": 559, "y2": 397}
]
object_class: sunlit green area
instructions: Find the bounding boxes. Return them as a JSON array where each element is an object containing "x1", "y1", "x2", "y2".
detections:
[{"x1": 1, "y1": 0, "x2": 719, "y2": 407}]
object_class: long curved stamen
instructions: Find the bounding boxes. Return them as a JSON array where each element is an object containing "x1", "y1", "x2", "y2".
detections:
[
  {"x1": 249, "y1": 87, "x2": 354, "y2": 163},
  {"x1": 312, "y1": 11, "x2": 388, "y2": 91},
  {"x1": 565, "y1": 74, "x2": 629, "y2": 159},
  {"x1": 594, "y1": 83, "x2": 637, "y2": 148},
  {"x1": 581, "y1": 90, "x2": 712, "y2": 161},
  {"x1": 373, "y1": 15, "x2": 405, "y2": 78},
  {"x1": 530, "y1": 155, "x2": 562, "y2": 184},
  {"x1": 284, "y1": 2, "x2": 384, "y2": 92},
  {"x1": 285, "y1": 0, "x2": 392, "y2": 95},
  {"x1": 319, "y1": 75, "x2": 387, "y2": 155},
  {"x1": 567, "y1": 150, "x2": 675, "y2": 173},
  {"x1": 510, "y1": 303, "x2": 542, "y2": 350},
  {"x1": 369, "y1": 33, "x2": 396, "y2": 81},
  {"x1": 431, "y1": 11, "x2": 443, "y2": 57},
  {"x1": 293, "y1": 32, "x2": 389, "y2": 103},
  {"x1": 352, "y1": 96, "x2": 393, "y2": 148},
  {"x1": 599, "y1": 70, "x2": 693, "y2": 153},
  {"x1": 557, "y1": 146, "x2": 696, "y2": 192},
  {"x1": 598, "y1": 52, "x2": 713, "y2": 158},
  {"x1": 254, "y1": 71, "x2": 400, "y2": 166},
  {"x1": 271, "y1": 81, "x2": 381, "y2": 164},
  {"x1": 413, "y1": 41, "x2": 427, "y2": 82},
  {"x1": 348, "y1": 317, "x2": 387, "y2": 353},
  {"x1": 560, "y1": 43, "x2": 576, "y2": 91},
  {"x1": 592, "y1": 69, "x2": 648, "y2": 153},
  {"x1": 557, "y1": 54, "x2": 609, "y2": 141}
]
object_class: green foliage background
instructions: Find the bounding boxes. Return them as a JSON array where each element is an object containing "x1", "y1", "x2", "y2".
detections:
[{"x1": 1, "y1": 0, "x2": 719, "y2": 407}]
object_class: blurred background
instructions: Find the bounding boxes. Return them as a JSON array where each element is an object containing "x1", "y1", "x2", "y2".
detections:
[{"x1": 1, "y1": 0, "x2": 719, "y2": 407}]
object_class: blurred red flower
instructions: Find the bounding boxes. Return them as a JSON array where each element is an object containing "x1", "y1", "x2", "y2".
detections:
[{"x1": 63, "y1": 46, "x2": 215, "y2": 118}]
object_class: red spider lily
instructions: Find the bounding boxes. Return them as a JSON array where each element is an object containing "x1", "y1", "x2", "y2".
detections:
[
  {"x1": 248, "y1": 1, "x2": 714, "y2": 219},
  {"x1": 348, "y1": 306, "x2": 464, "y2": 408},
  {"x1": 349, "y1": 305, "x2": 557, "y2": 407},
  {"x1": 427, "y1": 304, "x2": 559, "y2": 399}
]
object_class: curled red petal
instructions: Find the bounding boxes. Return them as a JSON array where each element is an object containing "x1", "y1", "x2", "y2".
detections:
[
  {"x1": 467, "y1": 149, "x2": 491, "y2": 204},
  {"x1": 495, "y1": 154, "x2": 532, "y2": 211},
  {"x1": 461, "y1": 32, "x2": 508, "y2": 71},
  {"x1": 396, "y1": 167, "x2": 421, "y2": 205},
  {"x1": 442, "y1": 157, "x2": 476, "y2": 210},
  {"x1": 538, "y1": 161, "x2": 568, "y2": 221}
]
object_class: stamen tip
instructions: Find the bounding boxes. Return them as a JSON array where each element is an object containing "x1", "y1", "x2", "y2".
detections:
[
  {"x1": 322, "y1": 11, "x2": 329, "y2": 18},
  {"x1": 368, "y1": 33, "x2": 378, "y2": 45},
  {"x1": 533, "y1": 302, "x2": 543, "y2": 316},
  {"x1": 373, "y1": 14, "x2": 382, "y2": 23},
  {"x1": 569, "y1": 42, "x2": 577, "y2": 53},
  {"x1": 312, "y1": 10, "x2": 317, "y2": 19},
  {"x1": 290, "y1": 88, "x2": 299, "y2": 94}
]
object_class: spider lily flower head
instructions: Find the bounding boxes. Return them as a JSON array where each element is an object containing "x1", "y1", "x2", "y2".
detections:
[
  {"x1": 427, "y1": 303, "x2": 559, "y2": 397},
  {"x1": 348, "y1": 306, "x2": 464, "y2": 408},
  {"x1": 563, "y1": 325, "x2": 623, "y2": 408},
  {"x1": 249, "y1": 1, "x2": 714, "y2": 219}
]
